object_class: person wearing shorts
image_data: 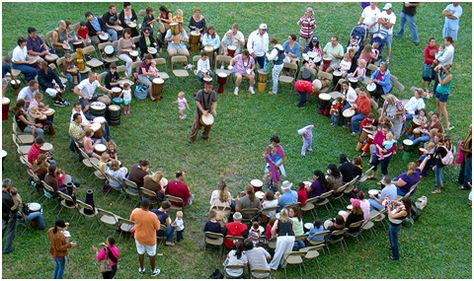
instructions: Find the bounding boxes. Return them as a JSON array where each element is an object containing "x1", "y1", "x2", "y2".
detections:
[
  {"x1": 434, "y1": 64, "x2": 453, "y2": 131},
  {"x1": 130, "y1": 199, "x2": 161, "y2": 277}
]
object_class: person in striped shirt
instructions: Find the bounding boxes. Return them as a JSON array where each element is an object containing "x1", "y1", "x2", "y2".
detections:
[{"x1": 296, "y1": 7, "x2": 316, "y2": 52}]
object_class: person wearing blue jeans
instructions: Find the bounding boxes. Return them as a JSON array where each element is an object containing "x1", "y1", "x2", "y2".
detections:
[
  {"x1": 351, "y1": 113, "x2": 366, "y2": 134},
  {"x1": 388, "y1": 222, "x2": 402, "y2": 260},
  {"x1": 387, "y1": 197, "x2": 410, "y2": 260},
  {"x1": 410, "y1": 133, "x2": 430, "y2": 146},
  {"x1": 48, "y1": 219, "x2": 77, "y2": 279},
  {"x1": 2, "y1": 218, "x2": 16, "y2": 254},
  {"x1": 53, "y1": 257, "x2": 66, "y2": 279},
  {"x1": 152, "y1": 201, "x2": 176, "y2": 246},
  {"x1": 370, "y1": 154, "x2": 392, "y2": 178},
  {"x1": 25, "y1": 211, "x2": 46, "y2": 230},
  {"x1": 395, "y1": 3, "x2": 420, "y2": 45},
  {"x1": 11, "y1": 37, "x2": 38, "y2": 82}
]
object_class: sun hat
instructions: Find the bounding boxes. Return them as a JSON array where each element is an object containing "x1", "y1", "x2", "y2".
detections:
[
  {"x1": 383, "y1": 3, "x2": 392, "y2": 10},
  {"x1": 233, "y1": 212, "x2": 242, "y2": 221},
  {"x1": 350, "y1": 198, "x2": 361, "y2": 208},
  {"x1": 281, "y1": 180, "x2": 293, "y2": 191}
]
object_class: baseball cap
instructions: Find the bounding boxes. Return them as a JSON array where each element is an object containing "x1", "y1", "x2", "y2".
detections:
[
  {"x1": 259, "y1": 23, "x2": 267, "y2": 30},
  {"x1": 383, "y1": 3, "x2": 392, "y2": 10},
  {"x1": 311, "y1": 35, "x2": 318, "y2": 41}
]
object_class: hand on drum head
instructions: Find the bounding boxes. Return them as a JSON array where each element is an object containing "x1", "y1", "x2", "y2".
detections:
[{"x1": 203, "y1": 110, "x2": 209, "y2": 116}]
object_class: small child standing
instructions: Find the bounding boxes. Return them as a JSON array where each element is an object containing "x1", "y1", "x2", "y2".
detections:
[
  {"x1": 297, "y1": 124, "x2": 314, "y2": 157},
  {"x1": 122, "y1": 83, "x2": 132, "y2": 115},
  {"x1": 348, "y1": 59, "x2": 367, "y2": 81},
  {"x1": 330, "y1": 98, "x2": 343, "y2": 127},
  {"x1": 107, "y1": 141, "x2": 118, "y2": 160},
  {"x1": 248, "y1": 221, "x2": 262, "y2": 245},
  {"x1": 174, "y1": 91, "x2": 190, "y2": 120},
  {"x1": 173, "y1": 211, "x2": 184, "y2": 242}
]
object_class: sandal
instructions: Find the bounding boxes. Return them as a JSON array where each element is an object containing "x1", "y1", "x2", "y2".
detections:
[{"x1": 431, "y1": 189, "x2": 441, "y2": 194}]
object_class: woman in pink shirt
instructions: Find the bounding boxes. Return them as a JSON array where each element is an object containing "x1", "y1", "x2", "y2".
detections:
[
  {"x1": 95, "y1": 236, "x2": 120, "y2": 279},
  {"x1": 368, "y1": 125, "x2": 397, "y2": 180}
]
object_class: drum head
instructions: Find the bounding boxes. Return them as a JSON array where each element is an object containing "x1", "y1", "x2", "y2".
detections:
[
  {"x1": 1, "y1": 150, "x2": 7, "y2": 158},
  {"x1": 201, "y1": 113, "x2": 214, "y2": 125},
  {"x1": 329, "y1": 91, "x2": 344, "y2": 99},
  {"x1": 44, "y1": 108, "x2": 55, "y2": 115},
  {"x1": 333, "y1": 70, "x2": 342, "y2": 77},
  {"x1": 46, "y1": 54, "x2": 59, "y2": 61},
  {"x1": 28, "y1": 202, "x2": 41, "y2": 212},
  {"x1": 302, "y1": 53, "x2": 310, "y2": 61},
  {"x1": 368, "y1": 189, "x2": 379, "y2": 196},
  {"x1": 368, "y1": 134, "x2": 374, "y2": 140},
  {"x1": 153, "y1": 78, "x2": 164, "y2": 84},
  {"x1": 94, "y1": 143, "x2": 107, "y2": 152},
  {"x1": 403, "y1": 139, "x2": 414, "y2": 146},
  {"x1": 99, "y1": 33, "x2": 109, "y2": 40},
  {"x1": 367, "y1": 83, "x2": 376, "y2": 91},
  {"x1": 128, "y1": 22, "x2": 137, "y2": 28},
  {"x1": 112, "y1": 87, "x2": 122, "y2": 94},
  {"x1": 346, "y1": 204, "x2": 353, "y2": 210},
  {"x1": 93, "y1": 116, "x2": 106, "y2": 124},
  {"x1": 3, "y1": 97, "x2": 10, "y2": 104},
  {"x1": 160, "y1": 177, "x2": 169, "y2": 188},
  {"x1": 313, "y1": 55, "x2": 321, "y2": 63},
  {"x1": 312, "y1": 79, "x2": 322, "y2": 90},
  {"x1": 412, "y1": 118, "x2": 421, "y2": 125},
  {"x1": 255, "y1": 191, "x2": 265, "y2": 199},
  {"x1": 104, "y1": 45, "x2": 114, "y2": 54},
  {"x1": 304, "y1": 223, "x2": 313, "y2": 230},
  {"x1": 10, "y1": 79, "x2": 20, "y2": 85},
  {"x1": 413, "y1": 127, "x2": 422, "y2": 133},
  {"x1": 129, "y1": 50, "x2": 139, "y2": 57},
  {"x1": 228, "y1": 45, "x2": 236, "y2": 51},
  {"x1": 323, "y1": 56, "x2": 331, "y2": 62},
  {"x1": 348, "y1": 77, "x2": 358, "y2": 83},
  {"x1": 91, "y1": 102, "x2": 106, "y2": 110},
  {"x1": 250, "y1": 179, "x2": 263, "y2": 187},
  {"x1": 203, "y1": 77, "x2": 213, "y2": 82},
  {"x1": 108, "y1": 104, "x2": 120, "y2": 111},
  {"x1": 307, "y1": 51, "x2": 316, "y2": 58},
  {"x1": 148, "y1": 47, "x2": 157, "y2": 54},
  {"x1": 319, "y1": 93, "x2": 331, "y2": 101},
  {"x1": 204, "y1": 46, "x2": 214, "y2": 52},
  {"x1": 41, "y1": 143, "x2": 53, "y2": 151},
  {"x1": 362, "y1": 128, "x2": 373, "y2": 134},
  {"x1": 190, "y1": 30, "x2": 200, "y2": 36},
  {"x1": 217, "y1": 72, "x2": 228, "y2": 78},
  {"x1": 342, "y1": 108, "x2": 355, "y2": 118},
  {"x1": 91, "y1": 123, "x2": 101, "y2": 132}
]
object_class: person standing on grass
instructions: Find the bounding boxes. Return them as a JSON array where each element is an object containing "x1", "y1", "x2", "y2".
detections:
[
  {"x1": 442, "y1": 2, "x2": 462, "y2": 41},
  {"x1": 434, "y1": 64, "x2": 454, "y2": 131},
  {"x1": 94, "y1": 236, "x2": 120, "y2": 279},
  {"x1": 387, "y1": 197, "x2": 411, "y2": 260},
  {"x1": 129, "y1": 199, "x2": 161, "y2": 277},
  {"x1": 48, "y1": 219, "x2": 77, "y2": 279},
  {"x1": 420, "y1": 38, "x2": 438, "y2": 96},
  {"x1": 188, "y1": 81, "x2": 217, "y2": 143},
  {"x1": 296, "y1": 7, "x2": 316, "y2": 52},
  {"x1": 266, "y1": 38, "x2": 285, "y2": 95},
  {"x1": 395, "y1": 2, "x2": 420, "y2": 45},
  {"x1": 432, "y1": 136, "x2": 453, "y2": 194},
  {"x1": 376, "y1": 3, "x2": 396, "y2": 63},
  {"x1": 458, "y1": 125, "x2": 472, "y2": 190}
]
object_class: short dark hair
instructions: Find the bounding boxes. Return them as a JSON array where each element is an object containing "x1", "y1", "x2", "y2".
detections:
[
  {"x1": 241, "y1": 50, "x2": 250, "y2": 57},
  {"x1": 139, "y1": 160, "x2": 150, "y2": 167},
  {"x1": 144, "y1": 54, "x2": 153, "y2": 60},
  {"x1": 17, "y1": 37, "x2": 26, "y2": 45},
  {"x1": 445, "y1": 36, "x2": 453, "y2": 44},
  {"x1": 335, "y1": 215, "x2": 345, "y2": 225},
  {"x1": 72, "y1": 113, "x2": 81, "y2": 121},
  {"x1": 35, "y1": 136, "x2": 45, "y2": 145},
  {"x1": 108, "y1": 4, "x2": 116, "y2": 9},
  {"x1": 290, "y1": 34, "x2": 297, "y2": 41},
  {"x1": 84, "y1": 11, "x2": 93, "y2": 18},
  {"x1": 80, "y1": 21, "x2": 87, "y2": 26},
  {"x1": 29, "y1": 80, "x2": 38, "y2": 87},
  {"x1": 107, "y1": 236, "x2": 116, "y2": 245},
  {"x1": 122, "y1": 28, "x2": 132, "y2": 36},
  {"x1": 73, "y1": 102, "x2": 81, "y2": 107},
  {"x1": 123, "y1": 2, "x2": 131, "y2": 8},
  {"x1": 270, "y1": 135, "x2": 280, "y2": 143},
  {"x1": 339, "y1": 153, "x2": 348, "y2": 164},
  {"x1": 161, "y1": 201, "x2": 171, "y2": 210},
  {"x1": 140, "y1": 198, "x2": 151, "y2": 210},
  {"x1": 27, "y1": 27, "x2": 37, "y2": 34},
  {"x1": 270, "y1": 38, "x2": 278, "y2": 45},
  {"x1": 109, "y1": 63, "x2": 117, "y2": 69}
]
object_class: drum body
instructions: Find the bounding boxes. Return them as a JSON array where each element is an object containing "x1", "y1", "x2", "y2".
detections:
[
  {"x1": 111, "y1": 87, "x2": 122, "y2": 98},
  {"x1": 2, "y1": 97, "x2": 10, "y2": 121},
  {"x1": 217, "y1": 73, "x2": 228, "y2": 94},
  {"x1": 367, "y1": 83, "x2": 376, "y2": 97},
  {"x1": 348, "y1": 77, "x2": 359, "y2": 89},
  {"x1": 189, "y1": 31, "x2": 200, "y2": 52},
  {"x1": 413, "y1": 127, "x2": 422, "y2": 139},
  {"x1": 257, "y1": 70, "x2": 268, "y2": 93},
  {"x1": 107, "y1": 104, "x2": 121, "y2": 126},
  {"x1": 318, "y1": 93, "x2": 331, "y2": 116},
  {"x1": 45, "y1": 54, "x2": 59, "y2": 65},
  {"x1": 332, "y1": 71, "x2": 342, "y2": 89},
  {"x1": 170, "y1": 23, "x2": 181, "y2": 45},
  {"x1": 89, "y1": 102, "x2": 106, "y2": 117},
  {"x1": 402, "y1": 139, "x2": 415, "y2": 161},
  {"x1": 91, "y1": 122, "x2": 104, "y2": 138},
  {"x1": 200, "y1": 113, "x2": 214, "y2": 126},
  {"x1": 342, "y1": 108, "x2": 355, "y2": 131},
  {"x1": 104, "y1": 45, "x2": 115, "y2": 57},
  {"x1": 94, "y1": 143, "x2": 107, "y2": 156},
  {"x1": 407, "y1": 119, "x2": 421, "y2": 136},
  {"x1": 44, "y1": 108, "x2": 55, "y2": 122},
  {"x1": 129, "y1": 50, "x2": 139, "y2": 62},
  {"x1": 322, "y1": 56, "x2": 331, "y2": 71},
  {"x1": 10, "y1": 79, "x2": 21, "y2": 96},
  {"x1": 35, "y1": 115, "x2": 47, "y2": 127},
  {"x1": 227, "y1": 45, "x2": 236, "y2": 57},
  {"x1": 148, "y1": 47, "x2": 158, "y2": 57},
  {"x1": 152, "y1": 78, "x2": 164, "y2": 100}
]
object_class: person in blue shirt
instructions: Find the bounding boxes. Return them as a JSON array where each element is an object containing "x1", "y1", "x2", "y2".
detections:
[
  {"x1": 282, "y1": 34, "x2": 300, "y2": 63},
  {"x1": 307, "y1": 220, "x2": 325, "y2": 242},
  {"x1": 442, "y1": 3, "x2": 463, "y2": 41},
  {"x1": 368, "y1": 176, "x2": 397, "y2": 210},
  {"x1": 277, "y1": 181, "x2": 297, "y2": 210}
]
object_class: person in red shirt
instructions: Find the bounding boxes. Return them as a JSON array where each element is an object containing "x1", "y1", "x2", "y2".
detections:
[
  {"x1": 165, "y1": 170, "x2": 192, "y2": 207},
  {"x1": 77, "y1": 21, "x2": 91, "y2": 46},
  {"x1": 421, "y1": 37, "x2": 439, "y2": 95},
  {"x1": 350, "y1": 89, "x2": 372, "y2": 135},
  {"x1": 224, "y1": 212, "x2": 248, "y2": 249},
  {"x1": 294, "y1": 79, "x2": 317, "y2": 107},
  {"x1": 296, "y1": 182, "x2": 308, "y2": 207},
  {"x1": 27, "y1": 136, "x2": 44, "y2": 164}
]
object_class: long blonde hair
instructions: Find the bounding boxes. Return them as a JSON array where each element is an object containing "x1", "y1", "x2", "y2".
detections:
[
  {"x1": 406, "y1": 162, "x2": 417, "y2": 176},
  {"x1": 279, "y1": 208, "x2": 290, "y2": 223},
  {"x1": 218, "y1": 181, "x2": 230, "y2": 203}
]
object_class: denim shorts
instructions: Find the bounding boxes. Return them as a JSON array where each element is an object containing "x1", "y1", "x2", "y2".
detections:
[
  {"x1": 385, "y1": 34, "x2": 393, "y2": 48},
  {"x1": 435, "y1": 92, "x2": 449, "y2": 103}
]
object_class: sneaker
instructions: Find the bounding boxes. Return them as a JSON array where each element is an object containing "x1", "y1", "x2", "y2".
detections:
[
  {"x1": 151, "y1": 268, "x2": 161, "y2": 277},
  {"x1": 54, "y1": 100, "x2": 66, "y2": 107},
  {"x1": 234, "y1": 87, "x2": 239, "y2": 96},
  {"x1": 447, "y1": 124, "x2": 455, "y2": 131},
  {"x1": 249, "y1": 86, "x2": 255, "y2": 94},
  {"x1": 138, "y1": 267, "x2": 145, "y2": 274},
  {"x1": 62, "y1": 100, "x2": 70, "y2": 106},
  {"x1": 414, "y1": 41, "x2": 420, "y2": 46}
]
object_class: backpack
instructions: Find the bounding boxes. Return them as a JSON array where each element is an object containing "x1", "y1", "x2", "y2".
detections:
[
  {"x1": 441, "y1": 145, "x2": 455, "y2": 166},
  {"x1": 134, "y1": 84, "x2": 148, "y2": 100}
]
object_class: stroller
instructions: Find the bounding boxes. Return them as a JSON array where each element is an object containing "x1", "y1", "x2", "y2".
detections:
[
  {"x1": 369, "y1": 29, "x2": 388, "y2": 64},
  {"x1": 346, "y1": 25, "x2": 368, "y2": 58}
]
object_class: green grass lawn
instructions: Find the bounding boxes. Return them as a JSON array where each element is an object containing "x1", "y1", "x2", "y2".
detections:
[{"x1": 2, "y1": 2, "x2": 472, "y2": 279}]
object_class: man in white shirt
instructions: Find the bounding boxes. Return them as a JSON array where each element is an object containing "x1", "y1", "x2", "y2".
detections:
[
  {"x1": 358, "y1": 2, "x2": 381, "y2": 35},
  {"x1": 17, "y1": 80, "x2": 39, "y2": 106},
  {"x1": 11, "y1": 37, "x2": 38, "y2": 82},
  {"x1": 434, "y1": 36, "x2": 455, "y2": 66},
  {"x1": 377, "y1": 3, "x2": 397, "y2": 62},
  {"x1": 222, "y1": 23, "x2": 245, "y2": 54},
  {"x1": 404, "y1": 88, "x2": 425, "y2": 120},
  {"x1": 73, "y1": 72, "x2": 112, "y2": 112},
  {"x1": 442, "y1": 2, "x2": 462, "y2": 41},
  {"x1": 247, "y1": 23, "x2": 269, "y2": 69}
]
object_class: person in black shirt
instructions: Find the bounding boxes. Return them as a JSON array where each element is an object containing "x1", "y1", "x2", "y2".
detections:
[
  {"x1": 189, "y1": 81, "x2": 217, "y2": 143},
  {"x1": 2, "y1": 179, "x2": 16, "y2": 254},
  {"x1": 151, "y1": 201, "x2": 176, "y2": 246},
  {"x1": 338, "y1": 154, "x2": 356, "y2": 183},
  {"x1": 203, "y1": 210, "x2": 223, "y2": 234},
  {"x1": 395, "y1": 2, "x2": 420, "y2": 45},
  {"x1": 104, "y1": 63, "x2": 120, "y2": 90},
  {"x1": 102, "y1": 4, "x2": 123, "y2": 35}
]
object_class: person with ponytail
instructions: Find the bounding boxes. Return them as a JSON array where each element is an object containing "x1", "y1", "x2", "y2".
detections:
[
  {"x1": 94, "y1": 236, "x2": 120, "y2": 279},
  {"x1": 47, "y1": 219, "x2": 77, "y2": 279}
]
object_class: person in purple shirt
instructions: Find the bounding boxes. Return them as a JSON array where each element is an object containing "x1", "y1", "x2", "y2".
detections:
[
  {"x1": 306, "y1": 170, "x2": 328, "y2": 198},
  {"x1": 26, "y1": 27, "x2": 51, "y2": 59},
  {"x1": 265, "y1": 135, "x2": 287, "y2": 176},
  {"x1": 393, "y1": 158, "x2": 429, "y2": 196},
  {"x1": 229, "y1": 49, "x2": 256, "y2": 96}
]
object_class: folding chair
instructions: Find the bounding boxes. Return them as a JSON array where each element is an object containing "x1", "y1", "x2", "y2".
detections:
[
  {"x1": 283, "y1": 251, "x2": 306, "y2": 278},
  {"x1": 327, "y1": 229, "x2": 348, "y2": 252},
  {"x1": 140, "y1": 187, "x2": 158, "y2": 206},
  {"x1": 299, "y1": 245, "x2": 322, "y2": 269},
  {"x1": 345, "y1": 220, "x2": 365, "y2": 243},
  {"x1": 76, "y1": 199, "x2": 98, "y2": 230},
  {"x1": 95, "y1": 208, "x2": 119, "y2": 232},
  {"x1": 223, "y1": 264, "x2": 246, "y2": 279},
  {"x1": 249, "y1": 268, "x2": 272, "y2": 279},
  {"x1": 57, "y1": 191, "x2": 77, "y2": 220},
  {"x1": 117, "y1": 216, "x2": 135, "y2": 242},
  {"x1": 82, "y1": 45, "x2": 104, "y2": 70},
  {"x1": 306, "y1": 230, "x2": 330, "y2": 254},
  {"x1": 171, "y1": 55, "x2": 189, "y2": 77},
  {"x1": 153, "y1": 58, "x2": 170, "y2": 80},
  {"x1": 204, "y1": 231, "x2": 225, "y2": 256},
  {"x1": 165, "y1": 194, "x2": 184, "y2": 212}
]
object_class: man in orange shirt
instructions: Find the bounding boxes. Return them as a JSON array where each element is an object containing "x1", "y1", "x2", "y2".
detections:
[
  {"x1": 130, "y1": 199, "x2": 161, "y2": 277},
  {"x1": 350, "y1": 88, "x2": 372, "y2": 135}
]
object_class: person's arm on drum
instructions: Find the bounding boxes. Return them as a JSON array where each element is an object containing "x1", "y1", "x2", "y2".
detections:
[
  {"x1": 98, "y1": 83, "x2": 113, "y2": 95},
  {"x1": 196, "y1": 101, "x2": 208, "y2": 116}
]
